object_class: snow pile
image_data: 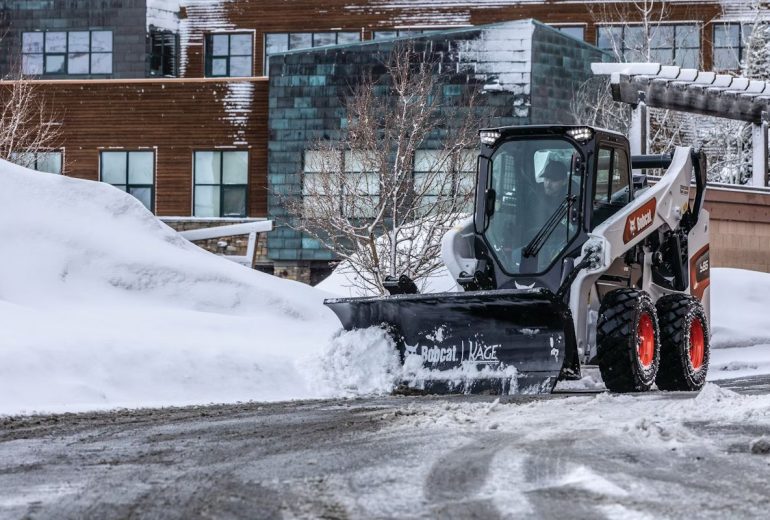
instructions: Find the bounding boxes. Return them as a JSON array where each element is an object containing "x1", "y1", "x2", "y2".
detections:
[
  {"x1": 316, "y1": 328, "x2": 401, "y2": 397},
  {"x1": 0, "y1": 159, "x2": 353, "y2": 414}
]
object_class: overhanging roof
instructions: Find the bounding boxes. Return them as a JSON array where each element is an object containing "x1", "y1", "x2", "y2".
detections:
[{"x1": 592, "y1": 63, "x2": 770, "y2": 124}]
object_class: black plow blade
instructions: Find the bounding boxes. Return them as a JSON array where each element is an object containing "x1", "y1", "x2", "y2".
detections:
[{"x1": 324, "y1": 289, "x2": 577, "y2": 395}]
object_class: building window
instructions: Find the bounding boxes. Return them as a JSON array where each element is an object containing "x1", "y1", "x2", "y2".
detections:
[
  {"x1": 551, "y1": 25, "x2": 585, "y2": 41},
  {"x1": 22, "y1": 30, "x2": 112, "y2": 76},
  {"x1": 9, "y1": 150, "x2": 62, "y2": 174},
  {"x1": 206, "y1": 33, "x2": 253, "y2": 77},
  {"x1": 150, "y1": 30, "x2": 179, "y2": 77},
  {"x1": 713, "y1": 23, "x2": 753, "y2": 71},
  {"x1": 100, "y1": 151, "x2": 155, "y2": 212},
  {"x1": 372, "y1": 29, "x2": 450, "y2": 40},
  {"x1": 597, "y1": 24, "x2": 700, "y2": 68},
  {"x1": 264, "y1": 31, "x2": 361, "y2": 74},
  {"x1": 302, "y1": 150, "x2": 379, "y2": 218},
  {"x1": 194, "y1": 151, "x2": 248, "y2": 217},
  {"x1": 414, "y1": 150, "x2": 475, "y2": 213}
]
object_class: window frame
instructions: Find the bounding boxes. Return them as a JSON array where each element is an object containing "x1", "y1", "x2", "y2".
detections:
[
  {"x1": 549, "y1": 24, "x2": 586, "y2": 41},
  {"x1": 21, "y1": 29, "x2": 113, "y2": 76},
  {"x1": 9, "y1": 149, "x2": 63, "y2": 174},
  {"x1": 592, "y1": 145, "x2": 632, "y2": 229},
  {"x1": 193, "y1": 150, "x2": 250, "y2": 218},
  {"x1": 149, "y1": 30, "x2": 179, "y2": 77},
  {"x1": 205, "y1": 31, "x2": 254, "y2": 78},
  {"x1": 99, "y1": 150, "x2": 156, "y2": 212},
  {"x1": 263, "y1": 31, "x2": 361, "y2": 74},
  {"x1": 712, "y1": 22, "x2": 752, "y2": 72},
  {"x1": 596, "y1": 22, "x2": 701, "y2": 68}
]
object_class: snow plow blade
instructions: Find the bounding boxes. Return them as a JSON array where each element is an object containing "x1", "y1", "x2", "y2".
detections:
[{"x1": 324, "y1": 288, "x2": 576, "y2": 394}]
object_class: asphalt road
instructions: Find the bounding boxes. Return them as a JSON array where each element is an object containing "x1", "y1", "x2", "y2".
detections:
[{"x1": 1, "y1": 376, "x2": 769, "y2": 519}]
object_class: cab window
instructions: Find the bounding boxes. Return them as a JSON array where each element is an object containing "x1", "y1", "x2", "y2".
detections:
[{"x1": 592, "y1": 146, "x2": 631, "y2": 228}]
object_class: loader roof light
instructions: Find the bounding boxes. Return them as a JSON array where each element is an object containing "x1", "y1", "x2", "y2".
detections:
[
  {"x1": 480, "y1": 130, "x2": 501, "y2": 146},
  {"x1": 566, "y1": 127, "x2": 594, "y2": 143}
]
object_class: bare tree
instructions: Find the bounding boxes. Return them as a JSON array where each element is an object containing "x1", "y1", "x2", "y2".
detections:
[
  {"x1": 575, "y1": 0, "x2": 696, "y2": 154},
  {"x1": 0, "y1": 64, "x2": 62, "y2": 169},
  {"x1": 284, "y1": 44, "x2": 482, "y2": 295}
]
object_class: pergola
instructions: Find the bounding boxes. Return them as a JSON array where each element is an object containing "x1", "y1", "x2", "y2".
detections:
[{"x1": 592, "y1": 63, "x2": 770, "y2": 187}]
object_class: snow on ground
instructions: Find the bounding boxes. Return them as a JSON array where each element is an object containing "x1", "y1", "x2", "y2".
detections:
[
  {"x1": 0, "y1": 159, "x2": 345, "y2": 415},
  {"x1": 3, "y1": 156, "x2": 770, "y2": 415}
]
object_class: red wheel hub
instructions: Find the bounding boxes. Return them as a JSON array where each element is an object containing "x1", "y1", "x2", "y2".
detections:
[
  {"x1": 637, "y1": 312, "x2": 655, "y2": 368},
  {"x1": 689, "y1": 317, "x2": 705, "y2": 370}
]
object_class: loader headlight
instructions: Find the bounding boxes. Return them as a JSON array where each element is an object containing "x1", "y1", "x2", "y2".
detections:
[
  {"x1": 480, "y1": 130, "x2": 501, "y2": 146},
  {"x1": 567, "y1": 127, "x2": 594, "y2": 143}
]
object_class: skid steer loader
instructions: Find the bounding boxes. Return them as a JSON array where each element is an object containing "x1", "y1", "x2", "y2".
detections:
[{"x1": 325, "y1": 125, "x2": 711, "y2": 394}]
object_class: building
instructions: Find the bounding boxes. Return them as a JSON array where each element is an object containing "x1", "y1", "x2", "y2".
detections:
[{"x1": 2, "y1": 0, "x2": 770, "y2": 279}]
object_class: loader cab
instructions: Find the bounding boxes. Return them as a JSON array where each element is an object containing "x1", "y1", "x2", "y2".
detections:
[{"x1": 474, "y1": 125, "x2": 632, "y2": 293}]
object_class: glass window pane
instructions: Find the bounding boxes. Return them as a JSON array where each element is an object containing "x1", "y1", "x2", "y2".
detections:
[
  {"x1": 265, "y1": 33, "x2": 288, "y2": 55},
  {"x1": 45, "y1": 32, "x2": 66, "y2": 52},
  {"x1": 597, "y1": 26, "x2": 620, "y2": 50},
  {"x1": 222, "y1": 151, "x2": 248, "y2": 184},
  {"x1": 337, "y1": 32, "x2": 360, "y2": 45},
  {"x1": 714, "y1": 24, "x2": 739, "y2": 48},
  {"x1": 229, "y1": 56, "x2": 252, "y2": 76},
  {"x1": 194, "y1": 186, "x2": 220, "y2": 217},
  {"x1": 128, "y1": 152, "x2": 154, "y2": 184},
  {"x1": 414, "y1": 150, "x2": 447, "y2": 173},
  {"x1": 45, "y1": 55, "x2": 65, "y2": 74},
  {"x1": 211, "y1": 58, "x2": 227, "y2": 76},
  {"x1": 676, "y1": 48, "x2": 700, "y2": 69},
  {"x1": 557, "y1": 26, "x2": 584, "y2": 41},
  {"x1": 222, "y1": 186, "x2": 247, "y2": 217},
  {"x1": 373, "y1": 31, "x2": 397, "y2": 40},
  {"x1": 68, "y1": 53, "x2": 89, "y2": 74},
  {"x1": 68, "y1": 31, "x2": 90, "y2": 52},
  {"x1": 289, "y1": 32, "x2": 312, "y2": 50},
  {"x1": 397, "y1": 30, "x2": 420, "y2": 38},
  {"x1": 22, "y1": 54, "x2": 43, "y2": 75},
  {"x1": 624, "y1": 26, "x2": 645, "y2": 52},
  {"x1": 676, "y1": 25, "x2": 699, "y2": 48},
  {"x1": 129, "y1": 186, "x2": 153, "y2": 210},
  {"x1": 37, "y1": 152, "x2": 62, "y2": 174},
  {"x1": 230, "y1": 33, "x2": 252, "y2": 55},
  {"x1": 304, "y1": 150, "x2": 339, "y2": 173},
  {"x1": 101, "y1": 152, "x2": 127, "y2": 184},
  {"x1": 90, "y1": 53, "x2": 112, "y2": 73},
  {"x1": 195, "y1": 151, "x2": 221, "y2": 183},
  {"x1": 741, "y1": 24, "x2": 754, "y2": 46},
  {"x1": 714, "y1": 48, "x2": 739, "y2": 71},
  {"x1": 313, "y1": 32, "x2": 336, "y2": 47},
  {"x1": 211, "y1": 34, "x2": 229, "y2": 56},
  {"x1": 91, "y1": 31, "x2": 112, "y2": 52},
  {"x1": 22, "y1": 32, "x2": 44, "y2": 53},
  {"x1": 650, "y1": 48, "x2": 673, "y2": 64},
  {"x1": 650, "y1": 25, "x2": 673, "y2": 49}
]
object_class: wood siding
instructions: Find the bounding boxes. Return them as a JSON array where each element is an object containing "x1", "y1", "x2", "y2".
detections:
[
  {"x1": 22, "y1": 78, "x2": 269, "y2": 217},
  {"x1": 705, "y1": 187, "x2": 770, "y2": 273},
  {"x1": 180, "y1": 0, "x2": 724, "y2": 78}
]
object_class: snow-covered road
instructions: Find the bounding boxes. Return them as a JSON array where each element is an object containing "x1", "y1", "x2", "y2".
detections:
[{"x1": 1, "y1": 377, "x2": 769, "y2": 519}]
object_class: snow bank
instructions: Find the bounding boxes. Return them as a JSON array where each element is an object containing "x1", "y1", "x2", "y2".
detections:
[{"x1": 0, "y1": 159, "x2": 348, "y2": 414}]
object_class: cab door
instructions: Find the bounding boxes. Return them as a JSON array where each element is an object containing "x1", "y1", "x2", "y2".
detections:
[{"x1": 591, "y1": 145, "x2": 632, "y2": 229}]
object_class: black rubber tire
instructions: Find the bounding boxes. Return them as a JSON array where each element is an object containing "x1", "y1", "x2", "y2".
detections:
[
  {"x1": 655, "y1": 294, "x2": 710, "y2": 391},
  {"x1": 596, "y1": 289, "x2": 661, "y2": 392}
]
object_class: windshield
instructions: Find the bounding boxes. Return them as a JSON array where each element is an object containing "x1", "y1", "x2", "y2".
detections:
[{"x1": 485, "y1": 138, "x2": 582, "y2": 275}]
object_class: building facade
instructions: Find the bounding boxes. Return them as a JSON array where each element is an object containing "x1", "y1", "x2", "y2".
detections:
[{"x1": 1, "y1": 0, "x2": 768, "y2": 280}]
